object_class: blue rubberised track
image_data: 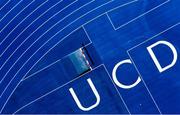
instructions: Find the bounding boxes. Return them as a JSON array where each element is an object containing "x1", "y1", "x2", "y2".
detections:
[{"x1": 0, "y1": 0, "x2": 179, "y2": 114}]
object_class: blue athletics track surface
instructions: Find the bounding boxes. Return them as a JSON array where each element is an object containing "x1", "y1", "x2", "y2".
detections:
[{"x1": 0, "y1": 0, "x2": 179, "y2": 114}]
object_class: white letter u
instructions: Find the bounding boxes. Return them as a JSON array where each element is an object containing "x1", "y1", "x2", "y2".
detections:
[{"x1": 69, "y1": 78, "x2": 100, "y2": 111}]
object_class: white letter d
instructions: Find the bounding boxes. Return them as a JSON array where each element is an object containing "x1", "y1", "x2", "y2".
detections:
[{"x1": 147, "y1": 40, "x2": 178, "y2": 73}]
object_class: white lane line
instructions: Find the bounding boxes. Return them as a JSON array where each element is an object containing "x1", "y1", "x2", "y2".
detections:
[
  {"x1": 0, "y1": 0, "x2": 92, "y2": 102},
  {"x1": 106, "y1": 0, "x2": 138, "y2": 30},
  {"x1": 13, "y1": 64, "x2": 104, "y2": 114},
  {"x1": 0, "y1": 0, "x2": 77, "y2": 72},
  {"x1": 0, "y1": 0, "x2": 11, "y2": 11},
  {"x1": 0, "y1": 0, "x2": 78, "y2": 92},
  {"x1": 127, "y1": 22, "x2": 180, "y2": 52},
  {"x1": 0, "y1": 0, "x2": 92, "y2": 83},
  {"x1": 82, "y1": 26, "x2": 92, "y2": 43},
  {"x1": 0, "y1": 0, "x2": 133, "y2": 73},
  {"x1": 102, "y1": 64, "x2": 131, "y2": 114},
  {"x1": 125, "y1": 11, "x2": 179, "y2": 115},
  {"x1": 20, "y1": 0, "x2": 139, "y2": 80},
  {"x1": 22, "y1": 26, "x2": 92, "y2": 81},
  {"x1": 0, "y1": 0, "x2": 62, "y2": 53},
  {"x1": 22, "y1": 0, "x2": 138, "y2": 86},
  {"x1": 7, "y1": 0, "x2": 111, "y2": 83},
  {"x1": 107, "y1": 0, "x2": 138, "y2": 13},
  {"x1": 22, "y1": 42, "x2": 92, "y2": 81},
  {"x1": 0, "y1": 0, "x2": 65, "y2": 74},
  {"x1": 0, "y1": 0, "x2": 111, "y2": 75},
  {"x1": 127, "y1": 52, "x2": 162, "y2": 114},
  {"x1": 0, "y1": 0, "x2": 49, "y2": 52},
  {"x1": 107, "y1": 0, "x2": 170, "y2": 30},
  {"x1": 0, "y1": 0, "x2": 35, "y2": 33},
  {"x1": 0, "y1": 0, "x2": 137, "y2": 112},
  {"x1": 0, "y1": 0, "x2": 23, "y2": 23},
  {"x1": 22, "y1": 26, "x2": 93, "y2": 81}
]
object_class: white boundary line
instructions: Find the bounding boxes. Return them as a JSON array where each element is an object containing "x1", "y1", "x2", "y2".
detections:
[
  {"x1": 0, "y1": 0, "x2": 71, "y2": 81},
  {"x1": 0, "y1": 0, "x2": 11, "y2": 11},
  {"x1": 102, "y1": 64, "x2": 131, "y2": 114},
  {"x1": 0, "y1": 0, "x2": 98, "y2": 88},
  {"x1": 0, "y1": 0, "x2": 79, "y2": 71},
  {"x1": 0, "y1": 0, "x2": 94, "y2": 73},
  {"x1": 124, "y1": 19, "x2": 180, "y2": 115},
  {"x1": 13, "y1": 64, "x2": 104, "y2": 114},
  {"x1": 0, "y1": 0, "x2": 79, "y2": 93},
  {"x1": 0, "y1": 0, "x2": 66, "y2": 71},
  {"x1": 106, "y1": 0, "x2": 170, "y2": 30},
  {"x1": 0, "y1": 26, "x2": 88, "y2": 113},
  {"x1": 107, "y1": 0, "x2": 138, "y2": 13},
  {"x1": 22, "y1": 42, "x2": 92, "y2": 81},
  {"x1": 21, "y1": 0, "x2": 137, "y2": 81},
  {"x1": 14, "y1": 64, "x2": 131, "y2": 114},
  {"x1": 82, "y1": 26, "x2": 92, "y2": 43},
  {"x1": 125, "y1": 23, "x2": 180, "y2": 112},
  {"x1": 0, "y1": 0, "x2": 134, "y2": 75},
  {"x1": 0, "y1": 0, "x2": 136, "y2": 71},
  {"x1": 0, "y1": 0, "x2": 23, "y2": 24},
  {"x1": 127, "y1": 22, "x2": 180, "y2": 52},
  {"x1": 3, "y1": 1, "x2": 135, "y2": 79},
  {"x1": 0, "y1": 0, "x2": 49, "y2": 55},
  {"x1": 0, "y1": 0, "x2": 138, "y2": 112},
  {"x1": 0, "y1": 0, "x2": 35, "y2": 33},
  {"x1": 22, "y1": 26, "x2": 130, "y2": 114},
  {"x1": 127, "y1": 52, "x2": 162, "y2": 114},
  {"x1": 22, "y1": 26, "x2": 92, "y2": 81}
]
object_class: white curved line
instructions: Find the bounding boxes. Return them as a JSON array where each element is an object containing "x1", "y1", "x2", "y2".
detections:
[
  {"x1": 22, "y1": 58, "x2": 63, "y2": 81},
  {"x1": 0, "y1": 0, "x2": 35, "y2": 34},
  {"x1": 13, "y1": 64, "x2": 103, "y2": 114},
  {"x1": 22, "y1": 42, "x2": 92, "y2": 81},
  {"x1": 0, "y1": 0, "x2": 90, "y2": 84},
  {"x1": 0, "y1": 0, "x2": 138, "y2": 112},
  {"x1": 114, "y1": 0, "x2": 170, "y2": 30},
  {"x1": 0, "y1": 0, "x2": 100, "y2": 103},
  {"x1": 0, "y1": 0, "x2": 112, "y2": 99},
  {"x1": 0, "y1": 0, "x2": 82, "y2": 86},
  {"x1": 0, "y1": 0, "x2": 49, "y2": 57},
  {"x1": 22, "y1": 0, "x2": 138, "y2": 81},
  {"x1": 0, "y1": 0, "x2": 136, "y2": 96},
  {"x1": 0, "y1": 0, "x2": 64, "y2": 71},
  {"x1": 0, "y1": 0, "x2": 11, "y2": 11},
  {"x1": 0, "y1": 0, "x2": 99, "y2": 73},
  {"x1": 0, "y1": 0, "x2": 23, "y2": 24}
]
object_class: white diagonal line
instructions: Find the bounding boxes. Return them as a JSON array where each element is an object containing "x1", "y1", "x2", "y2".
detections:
[
  {"x1": 22, "y1": 25, "x2": 92, "y2": 81},
  {"x1": 127, "y1": 52, "x2": 162, "y2": 114},
  {"x1": 0, "y1": 0, "x2": 62, "y2": 58},
  {"x1": 0, "y1": 0, "x2": 93, "y2": 99},
  {"x1": 22, "y1": 42, "x2": 92, "y2": 81},
  {"x1": 108, "y1": 0, "x2": 138, "y2": 13},
  {"x1": 107, "y1": 0, "x2": 170, "y2": 30},
  {"x1": 0, "y1": 0, "x2": 65, "y2": 71},
  {"x1": 5, "y1": 0, "x2": 110, "y2": 84},
  {"x1": 0, "y1": 0, "x2": 137, "y2": 112},
  {"x1": 0, "y1": 0, "x2": 23, "y2": 23},
  {"x1": 0, "y1": 0, "x2": 49, "y2": 57},
  {"x1": 13, "y1": 64, "x2": 103, "y2": 114},
  {"x1": 0, "y1": 0, "x2": 35, "y2": 33},
  {"x1": 0, "y1": 0, "x2": 11, "y2": 11},
  {"x1": 102, "y1": 64, "x2": 131, "y2": 114},
  {"x1": 127, "y1": 22, "x2": 180, "y2": 52},
  {"x1": 0, "y1": 0, "x2": 92, "y2": 83}
]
